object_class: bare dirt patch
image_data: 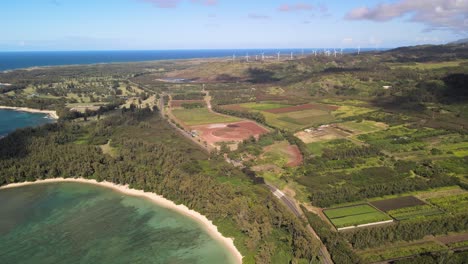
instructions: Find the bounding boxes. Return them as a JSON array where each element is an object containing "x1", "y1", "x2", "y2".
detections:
[
  {"x1": 286, "y1": 145, "x2": 303, "y2": 167},
  {"x1": 192, "y1": 121, "x2": 269, "y2": 146},
  {"x1": 265, "y1": 103, "x2": 339, "y2": 114},
  {"x1": 437, "y1": 233, "x2": 468, "y2": 245},
  {"x1": 295, "y1": 127, "x2": 344, "y2": 144}
]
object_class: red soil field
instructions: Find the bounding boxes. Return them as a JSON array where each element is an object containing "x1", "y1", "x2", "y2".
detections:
[
  {"x1": 286, "y1": 145, "x2": 303, "y2": 167},
  {"x1": 171, "y1": 100, "x2": 205, "y2": 108},
  {"x1": 265, "y1": 103, "x2": 340, "y2": 114},
  {"x1": 192, "y1": 121, "x2": 269, "y2": 144}
]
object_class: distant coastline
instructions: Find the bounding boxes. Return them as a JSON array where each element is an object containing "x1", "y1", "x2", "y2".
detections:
[
  {"x1": 0, "y1": 49, "x2": 376, "y2": 72},
  {"x1": 0, "y1": 106, "x2": 59, "y2": 119},
  {"x1": 0, "y1": 177, "x2": 243, "y2": 264}
]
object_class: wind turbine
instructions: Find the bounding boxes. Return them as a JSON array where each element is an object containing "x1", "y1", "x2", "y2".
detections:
[
  {"x1": 333, "y1": 48, "x2": 337, "y2": 58},
  {"x1": 340, "y1": 48, "x2": 343, "y2": 55},
  {"x1": 255, "y1": 55, "x2": 258, "y2": 61},
  {"x1": 290, "y1": 52, "x2": 293, "y2": 60},
  {"x1": 358, "y1": 46, "x2": 361, "y2": 55},
  {"x1": 245, "y1": 53, "x2": 250, "y2": 62},
  {"x1": 261, "y1": 52, "x2": 265, "y2": 61},
  {"x1": 277, "y1": 51, "x2": 281, "y2": 61},
  {"x1": 232, "y1": 54, "x2": 236, "y2": 62}
]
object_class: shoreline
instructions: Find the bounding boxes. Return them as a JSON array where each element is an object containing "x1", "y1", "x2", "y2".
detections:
[
  {"x1": 0, "y1": 177, "x2": 243, "y2": 264},
  {"x1": 0, "y1": 106, "x2": 59, "y2": 119}
]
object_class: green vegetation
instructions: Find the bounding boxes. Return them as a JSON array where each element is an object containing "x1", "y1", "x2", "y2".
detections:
[
  {"x1": 2, "y1": 42, "x2": 468, "y2": 262},
  {"x1": 172, "y1": 107, "x2": 240, "y2": 126},
  {"x1": 359, "y1": 242, "x2": 447, "y2": 263},
  {"x1": 239, "y1": 102, "x2": 291, "y2": 111},
  {"x1": 339, "y1": 120, "x2": 387, "y2": 134},
  {"x1": 0, "y1": 110, "x2": 319, "y2": 264},
  {"x1": 428, "y1": 193, "x2": 468, "y2": 214},
  {"x1": 324, "y1": 204, "x2": 391, "y2": 228},
  {"x1": 387, "y1": 205, "x2": 443, "y2": 220}
]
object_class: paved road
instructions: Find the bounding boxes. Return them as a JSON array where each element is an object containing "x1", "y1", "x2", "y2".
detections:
[
  {"x1": 158, "y1": 90, "x2": 333, "y2": 264},
  {"x1": 159, "y1": 94, "x2": 210, "y2": 154},
  {"x1": 265, "y1": 183, "x2": 334, "y2": 264}
]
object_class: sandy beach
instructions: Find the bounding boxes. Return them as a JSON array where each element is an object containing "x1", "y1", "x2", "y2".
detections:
[
  {"x1": 0, "y1": 178, "x2": 243, "y2": 263},
  {"x1": 0, "y1": 106, "x2": 59, "y2": 119}
]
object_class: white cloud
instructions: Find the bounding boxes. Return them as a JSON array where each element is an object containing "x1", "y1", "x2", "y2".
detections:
[{"x1": 345, "y1": 0, "x2": 468, "y2": 33}]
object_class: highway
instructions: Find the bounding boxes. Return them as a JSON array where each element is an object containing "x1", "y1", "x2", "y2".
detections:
[
  {"x1": 158, "y1": 91, "x2": 333, "y2": 264},
  {"x1": 265, "y1": 183, "x2": 334, "y2": 264}
]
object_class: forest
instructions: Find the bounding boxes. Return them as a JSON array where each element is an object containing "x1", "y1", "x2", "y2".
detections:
[
  {"x1": 1, "y1": 42, "x2": 467, "y2": 263},
  {"x1": 0, "y1": 108, "x2": 320, "y2": 264}
]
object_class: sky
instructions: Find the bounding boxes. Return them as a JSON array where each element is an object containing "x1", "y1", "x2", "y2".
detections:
[{"x1": 1, "y1": 0, "x2": 467, "y2": 51}]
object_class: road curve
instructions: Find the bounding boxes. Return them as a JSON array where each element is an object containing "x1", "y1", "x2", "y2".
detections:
[{"x1": 265, "y1": 183, "x2": 334, "y2": 264}]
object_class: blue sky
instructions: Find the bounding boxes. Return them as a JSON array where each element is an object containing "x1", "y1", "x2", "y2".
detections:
[{"x1": 1, "y1": 0, "x2": 467, "y2": 51}]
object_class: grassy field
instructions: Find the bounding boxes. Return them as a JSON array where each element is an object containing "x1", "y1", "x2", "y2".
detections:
[
  {"x1": 240, "y1": 102, "x2": 291, "y2": 111},
  {"x1": 172, "y1": 108, "x2": 240, "y2": 126},
  {"x1": 263, "y1": 110, "x2": 335, "y2": 131},
  {"x1": 324, "y1": 204, "x2": 391, "y2": 228},
  {"x1": 232, "y1": 102, "x2": 339, "y2": 131},
  {"x1": 332, "y1": 105, "x2": 375, "y2": 118},
  {"x1": 388, "y1": 60, "x2": 468, "y2": 70},
  {"x1": 338, "y1": 120, "x2": 388, "y2": 134},
  {"x1": 306, "y1": 141, "x2": 327, "y2": 156},
  {"x1": 261, "y1": 141, "x2": 293, "y2": 167}
]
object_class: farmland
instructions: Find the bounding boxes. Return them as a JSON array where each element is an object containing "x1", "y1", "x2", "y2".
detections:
[
  {"x1": 387, "y1": 205, "x2": 443, "y2": 220},
  {"x1": 222, "y1": 102, "x2": 339, "y2": 131},
  {"x1": 1, "y1": 42, "x2": 468, "y2": 264},
  {"x1": 324, "y1": 204, "x2": 392, "y2": 229},
  {"x1": 358, "y1": 241, "x2": 447, "y2": 263},
  {"x1": 428, "y1": 193, "x2": 468, "y2": 214},
  {"x1": 370, "y1": 196, "x2": 426, "y2": 212},
  {"x1": 171, "y1": 107, "x2": 240, "y2": 126}
]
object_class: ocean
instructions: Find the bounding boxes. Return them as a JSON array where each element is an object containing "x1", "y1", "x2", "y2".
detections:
[
  {"x1": 0, "y1": 109, "x2": 55, "y2": 137},
  {"x1": 0, "y1": 182, "x2": 236, "y2": 264},
  {"x1": 0, "y1": 49, "x2": 372, "y2": 72}
]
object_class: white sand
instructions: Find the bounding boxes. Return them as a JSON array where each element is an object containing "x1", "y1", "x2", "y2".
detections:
[
  {"x1": 0, "y1": 178, "x2": 243, "y2": 263},
  {"x1": 0, "y1": 106, "x2": 59, "y2": 119}
]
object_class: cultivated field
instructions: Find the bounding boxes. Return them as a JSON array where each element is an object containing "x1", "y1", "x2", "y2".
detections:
[
  {"x1": 222, "y1": 102, "x2": 339, "y2": 131},
  {"x1": 171, "y1": 107, "x2": 240, "y2": 126},
  {"x1": 324, "y1": 204, "x2": 392, "y2": 229},
  {"x1": 370, "y1": 196, "x2": 426, "y2": 212},
  {"x1": 170, "y1": 100, "x2": 205, "y2": 108},
  {"x1": 358, "y1": 241, "x2": 447, "y2": 263},
  {"x1": 337, "y1": 120, "x2": 388, "y2": 134},
  {"x1": 387, "y1": 205, "x2": 443, "y2": 220},
  {"x1": 428, "y1": 193, "x2": 468, "y2": 214}
]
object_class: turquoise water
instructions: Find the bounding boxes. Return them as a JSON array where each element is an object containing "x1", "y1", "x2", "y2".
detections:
[
  {"x1": 0, "y1": 182, "x2": 236, "y2": 264},
  {"x1": 0, "y1": 109, "x2": 54, "y2": 136}
]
